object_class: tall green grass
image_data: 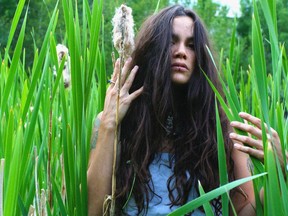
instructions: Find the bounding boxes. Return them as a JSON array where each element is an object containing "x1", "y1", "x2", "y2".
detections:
[
  {"x1": 0, "y1": 0, "x2": 105, "y2": 215},
  {"x1": 0, "y1": 0, "x2": 287, "y2": 215}
]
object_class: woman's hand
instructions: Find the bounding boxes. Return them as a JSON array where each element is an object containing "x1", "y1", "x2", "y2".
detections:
[
  {"x1": 101, "y1": 57, "x2": 143, "y2": 129},
  {"x1": 87, "y1": 58, "x2": 143, "y2": 215},
  {"x1": 229, "y1": 112, "x2": 287, "y2": 167}
]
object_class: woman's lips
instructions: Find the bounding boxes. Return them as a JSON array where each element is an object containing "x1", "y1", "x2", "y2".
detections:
[{"x1": 172, "y1": 63, "x2": 188, "y2": 72}]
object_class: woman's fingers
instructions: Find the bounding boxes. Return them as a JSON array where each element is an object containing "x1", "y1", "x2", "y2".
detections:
[
  {"x1": 229, "y1": 132, "x2": 264, "y2": 150},
  {"x1": 104, "y1": 57, "x2": 143, "y2": 123},
  {"x1": 231, "y1": 112, "x2": 280, "y2": 146},
  {"x1": 120, "y1": 57, "x2": 133, "y2": 87},
  {"x1": 230, "y1": 120, "x2": 262, "y2": 139},
  {"x1": 230, "y1": 131, "x2": 265, "y2": 162},
  {"x1": 121, "y1": 65, "x2": 138, "y2": 92},
  {"x1": 107, "y1": 58, "x2": 120, "y2": 90},
  {"x1": 109, "y1": 57, "x2": 134, "y2": 91},
  {"x1": 239, "y1": 112, "x2": 278, "y2": 137},
  {"x1": 129, "y1": 86, "x2": 144, "y2": 101},
  {"x1": 231, "y1": 112, "x2": 283, "y2": 165},
  {"x1": 238, "y1": 112, "x2": 262, "y2": 129},
  {"x1": 233, "y1": 143, "x2": 264, "y2": 161}
]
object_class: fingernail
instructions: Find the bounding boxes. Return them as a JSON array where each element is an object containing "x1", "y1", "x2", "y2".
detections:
[
  {"x1": 229, "y1": 133, "x2": 236, "y2": 138},
  {"x1": 239, "y1": 112, "x2": 246, "y2": 117}
]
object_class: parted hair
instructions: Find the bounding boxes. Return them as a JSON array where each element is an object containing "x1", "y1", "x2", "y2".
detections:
[{"x1": 115, "y1": 5, "x2": 234, "y2": 215}]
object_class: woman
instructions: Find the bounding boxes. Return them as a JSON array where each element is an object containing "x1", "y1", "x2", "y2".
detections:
[{"x1": 87, "y1": 5, "x2": 282, "y2": 216}]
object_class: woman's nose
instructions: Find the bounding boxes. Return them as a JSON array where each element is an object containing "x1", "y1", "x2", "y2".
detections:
[{"x1": 173, "y1": 43, "x2": 187, "y2": 59}]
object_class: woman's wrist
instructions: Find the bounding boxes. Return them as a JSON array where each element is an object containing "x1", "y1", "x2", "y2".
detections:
[{"x1": 100, "y1": 114, "x2": 117, "y2": 131}]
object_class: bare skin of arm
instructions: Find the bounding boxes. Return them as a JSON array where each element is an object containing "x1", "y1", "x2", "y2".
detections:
[
  {"x1": 87, "y1": 58, "x2": 143, "y2": 216},
  {"x1": 231, "y1": 148, "x2": 256, "y2": 216}
]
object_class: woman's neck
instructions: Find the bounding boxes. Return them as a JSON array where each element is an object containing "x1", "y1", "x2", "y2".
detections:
[
  {"x1": 158, "y1": 138, "x2": 174, "y2": 153},
  {"x1": 172, "y1": 83, "x2": 188, "y2": 108}
]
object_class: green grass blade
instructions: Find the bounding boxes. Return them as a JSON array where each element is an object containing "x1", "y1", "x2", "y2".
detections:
[
  {"x1": 22, "y1": 56, "x2": 49, "y2": 171},
  {"x1": 154, "y1": 0, "x2": 162, "y2": 13},
  {"x1": 80, "y1": 112, "x2": 88, "y2": 216},
  {"x1": 66, "y1": 124, "x2": 76, "y2": 215},
  {"x1": 228, "y1": 19, "x2": 236, "y2": 66},
  {"x1": 276, "y1": 103, "x2": 286, "y2": 166},
  {"x1": 275, "y1": 154, "x2": 288, "y2": 215},
  {"x1": 21, "y1": 5, "x2": 59, "y2": 121},
  {"x1": 224, "y1": 59, "x2": 241, "y2": 112},
  {"x1": 265, "y1": 146, "x2": 284, "y2": 215},
  {"x1": 0, "y1": 159, "x2": 4, "y2": 216},
  {"x1": 3, "y1": 120, "x2": 23, "y2": 216},
  {"x1": 1, "y1": 11, "x2": 27, "y2": 117},
  {"x1": 259, "y1": 0, "x2": 279, "y2": 74},
  {"x1": 4, "y1": 110, "x2": 15, "y2": 187},
  {"x1": 4, "y1": 0, "x2": 26, "y2": 59},
  {"x1": 198, "y1": 181, "x2": 214, "y2": 216},
  {"x1": 251, "y1": 0, "x2": 269, "y2": 125},
  {"x1": 168, "y1": 173, "x2": 267, "y2": 216},
  {"x1": 215, "y1": 99, "x2": 228, "y2": 215},
  {"x1": 201, "y1": 69, "x2": 233, "y2": 121},
  {"x1": 84, "y1": 0, "x2": 92, "y2": 28},
  {"x1": 52, "y1": 177, "x2": 67, "y2": 215}
]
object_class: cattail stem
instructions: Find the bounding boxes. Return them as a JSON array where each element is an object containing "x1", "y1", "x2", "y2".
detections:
[
  {"x1": 60, "y1": 154, "x2": 66, "y2": 203},
  {"x1": 110, "y1": 19, "x2": 125, "y2": 216},
  {"x1": 34, "y1": 148, "x2": 40, "y2": 214},
  {"x1": 104, "y1": 5, "x2": 135, "y2": 215},
  {"x1": 48, "y1": 95, "x2": 53, "y2": 209}
]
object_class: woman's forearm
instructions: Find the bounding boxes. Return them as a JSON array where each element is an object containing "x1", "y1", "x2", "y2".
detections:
[{"x1": 87, "y1": 120, "x2": 116, "y2": 216}]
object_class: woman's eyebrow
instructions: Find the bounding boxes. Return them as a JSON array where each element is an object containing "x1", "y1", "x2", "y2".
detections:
[
  {"x1": 172, "y1": 33, "x2": 178, "y2": 40},
  {"x1": 172, "y1": 33, "x2": 194, "y2": 42},
  {"x1": 187, "y1": 36, "x2": 194, "y2": 42}
]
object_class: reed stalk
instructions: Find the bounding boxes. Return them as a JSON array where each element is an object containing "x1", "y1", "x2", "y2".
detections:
[
  {"x1": 103, "y1": 4, "x2": 135, "y2": 216},
  {"x1": 34, "y1": 148, "x2": 40, "y2": 214}
]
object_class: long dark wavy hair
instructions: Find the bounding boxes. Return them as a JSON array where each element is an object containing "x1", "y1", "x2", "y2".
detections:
[{"x1": 115, "y1": 5, "x2": 235, "y2": 215}]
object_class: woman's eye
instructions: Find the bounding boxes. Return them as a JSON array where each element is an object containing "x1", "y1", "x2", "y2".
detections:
[{"x1": 188, "y1": 43, "x2": 195, "y2": 50}]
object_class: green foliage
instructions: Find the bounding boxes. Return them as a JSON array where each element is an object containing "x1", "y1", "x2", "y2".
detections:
[
  {"x1": 0, "y1": 0, "x2": 104, "y2": 214},
  {"x1": 168, "y1": 173, "x2": 267, "y2": 215}
]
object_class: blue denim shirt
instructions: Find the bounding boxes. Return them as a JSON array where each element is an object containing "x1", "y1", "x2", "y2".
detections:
[{"x1": 123, "y1": 153, "x2": 206, "y2": 216}]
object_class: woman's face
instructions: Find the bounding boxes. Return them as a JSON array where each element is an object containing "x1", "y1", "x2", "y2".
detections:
[{"x1": 170, "y1": 16, "x2": 196, "y2": 85}]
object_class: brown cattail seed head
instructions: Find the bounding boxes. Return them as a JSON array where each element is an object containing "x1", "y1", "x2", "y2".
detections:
[{"x1": 112, "y1": 4, "x2": 135, "y2": 62}]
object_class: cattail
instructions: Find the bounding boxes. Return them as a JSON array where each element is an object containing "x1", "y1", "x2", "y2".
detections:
[
  {"x1": 28, "y1": 205, "x2": 35, "y2": 216},
  {"x1": 103, "y1": 4, "x2": 135, "y2": 216},
  {"x1": 54, "y1": 44, "x2": 71, "y2": 88},
  {"x1": 40, "y1": 189, "x2": 47, "y2": 216},
  {"x1": 112, "y1": 4, "x2": 135, "y2": 62}
]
